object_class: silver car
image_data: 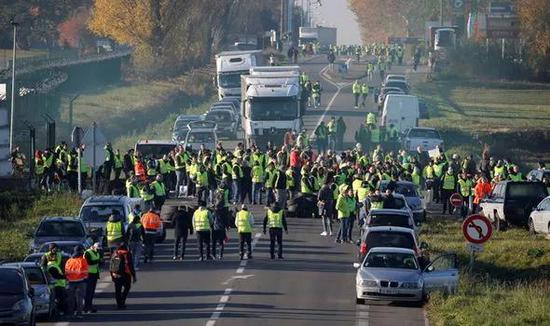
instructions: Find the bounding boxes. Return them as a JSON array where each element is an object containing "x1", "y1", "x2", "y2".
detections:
[{"x1": 354, "y1": 247, "x2": 459, "y2": 303}]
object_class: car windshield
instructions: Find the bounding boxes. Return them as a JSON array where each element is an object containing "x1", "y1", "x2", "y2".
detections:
[
  {"x1": 385, "y1": 81, "x2": 407, "y2": 90},
  {"x1": 382, "y1": 87, "x2": 402, "y2": 95},
  {"x1": 387, "y1": 76, "x2": 406, "y2": 82},
  {"x1": 174, "y1": 119, "x2": 197, "y2": 131},
  {"x1": 135, "y1": 144, "x2": 175, "y2": 159},
  {"x1": 0, "y1": 270, "x2": 24, "y2": 294},
  {"x1": 380, "y1": 183, "x2": 418, "y2": 197},
  {"x1": 80, "y1": 205, "x2": 124, "y2": 223},
  {"x1": 36, "y1": 221, "x2": 85, "y2": 237},
  {"x1": 247, "y1": 97, "x2": 298, "y2": 121},
  {"x1": 369, "y1": 214, "x2": 411, "y2": 228},
  {"x1": 366, "y1": 231, "x2": 415, "y2": 250},
  {"x1": 39, "y1": 243, "x2": 77, "y2": 254},
  {"x1": 187, "y1": 132, "x2": 215, "y2": 144},
  {"x1": 364, "y1": 252, "x2": 418, "y2": 269},
  {"x1": 219, "y1": 71, "x2": 245, "y2": 88},
  {"x1": 408, "y1": 129, "x2": 440, "y2": 139},
  {"x1": 507, "y1": 183, "x2": 548, "y2": 199},
  {"x1": 206, "y1": 111, "x2": 233, "y2": 123},
  {"x1": 23, "y1": 267, "x2": 46, "y2": 285}
]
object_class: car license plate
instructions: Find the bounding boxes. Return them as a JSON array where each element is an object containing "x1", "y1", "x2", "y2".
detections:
[{"x1": 380, "y1": 288, "x2": 398, "y2": 295}]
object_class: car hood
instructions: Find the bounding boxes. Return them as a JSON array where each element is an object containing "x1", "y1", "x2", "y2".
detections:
[
  {"x1": 0, "y1": 293, "x2": 24, "y2": 308},
  {"x1": 360, "y1": 268, "x2": 421, "y2": 282}
]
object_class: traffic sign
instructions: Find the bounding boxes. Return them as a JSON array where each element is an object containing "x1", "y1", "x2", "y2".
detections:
[
  {"x1": 450, "y1": 193, "x2": 463, "y2": 208},
  {"x1": 462, "y1": 214, "x2": 493, "y2": 244}
]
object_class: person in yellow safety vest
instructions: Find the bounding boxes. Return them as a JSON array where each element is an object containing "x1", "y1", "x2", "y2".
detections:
[
  {"x1": 297, "y1": 129, "x2": 310, "y2": 149},
  {"x1": 195, "y1": 164, "x2": 209, "y2": 203},
  {"x1": 432, "y1": 159, "x2": 446, "y2": 203},
  {"x1": 236, "y1": 205, "x2": 255, "y2": 260},
  {"x1": 336, "y1": 186, "x2": 354, "y2": 243},
  {"x1": 251, "y1": 161, "x2": 264, "y2": 205},
  {"x1": 114, "y1": 149, "x2": 124, "y2": 180},
  {"x1": 139, "y1": 182, "x2": 155, "y2": 211},
  {"x1": 493, "y1": 160, "x2": 507, "y2": 179},
  {"x1": 264, "y1": 162, "x2": 276, "y2": 205},
  {"x1": 352, "y1": 174, "x2": 363, "y2": 196},
  {"x1": 361, "y1": 83, "x2": 369, "y2": 107},
  {"x1": 457, "y1": 172, "x2": 473, "y2": 218},
  {"x1": 285, "y1": 167, "x2": 296, "y2": 198},
  {"x1": 300, "y1": 171, "x2": 314, "y2": 195},
  {"x1": 151, "y1": 174, "x2": 166, "y2": 209},
  {"x1": 369, "y1": 188, "x2": 385, "y2": 209},
  {"x1": 126, "y1": 176, "x2": 140, "y2": 198},
  {"x1": 441, "y1": 167, "x2": 457, "y2": 215},
  {"x1": 352, "y1": 80, "x2": 362, "y2": 108},
  {"x1": 327, "y1": 117, "x2": 337, "y2": 151},
  {"x1": 367, "y1": 62, "x2": 374, "y2": 81},
  {"x1": 366, "y1": 112, "x2": 377, "y2": 126},
  {"x1": 369, "y1": 124, "x2": 381, "y2": 144},
  {"x1": 386, "y1": 123, "x2": 399, "y2": 142},
  {"x1": 508, "y1": 166, "x2": 523, "y2": 181},
  {"x1": 411, "y1": 166, "x2": 422, "y2": 187},
  {"x1": 41, "y1": 243, "x2": 62, "y2": 270},
  {"x1": 46, "y1": 257, "x2": 67, "y2": 315},
  {"x1": 231, "y1": 158, "x2": 244, "y2": 204},
  {"x1": 299, "y1": 71, "x2": 309, "y2": 86},
  {"x1": 106, "y1": 212, "x2": 125, "y2": 253},
  {"x1": 263, "y1": 202, "x2": 288, "y2": 259},
  {"x1": 192, "y1": 202, "x2": 213, "y2": 261},
  {"x1": 83, "y1": 242, "x2": 102, "y2": 313}
]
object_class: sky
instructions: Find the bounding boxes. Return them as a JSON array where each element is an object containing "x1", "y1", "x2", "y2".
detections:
[{"x1": 307, "y1": 0, "x2": 362, "y2": 45}]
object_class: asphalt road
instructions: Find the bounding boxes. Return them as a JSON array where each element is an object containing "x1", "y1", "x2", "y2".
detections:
[{"x1": 45, "y1": 56, "x2": 428, "y2": 326}]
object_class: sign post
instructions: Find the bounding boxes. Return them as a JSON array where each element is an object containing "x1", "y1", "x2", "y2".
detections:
[{"x1": 462, "y1": 214, "x2": 493, "y2": 270}]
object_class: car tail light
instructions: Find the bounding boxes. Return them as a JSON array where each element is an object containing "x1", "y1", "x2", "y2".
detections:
[{"x1": 360, "y1": 243, "x2": 368, "y2": 254}]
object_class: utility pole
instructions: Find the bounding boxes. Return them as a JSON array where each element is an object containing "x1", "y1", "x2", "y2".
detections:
[
  {"x1": 439, "y1": 0, "x2": 444, "y2": 26},
  {"x1": 9, "y1": 20, "x2": 18, "y2": 154},
  {"x1": 280, "y1": 0, "x2": 285, "y2": 43}
]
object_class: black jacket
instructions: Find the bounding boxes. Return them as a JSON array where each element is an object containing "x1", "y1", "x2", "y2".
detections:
[{"x1": 173, "y1": 209, "x2": 193, "y2": 237}]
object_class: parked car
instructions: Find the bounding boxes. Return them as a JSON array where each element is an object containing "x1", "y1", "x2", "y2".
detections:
[
  {"x1": 29, "y1": 217, "x2": 94, "y2": 253},
  {"x1": 358, "y1": 226, "x2": 424, "y2": 263},
  {"x1": 2, "y1": 262, "x2": 55, "y2": 321},
  {"x1": 172, "y1": 115, "x2": 203, "y2": 142},
  {"x1": 184, "y1": 120, "x2": 218, "y2": 151},
  {"x1": 383, "y1": 74, "x2": 408, "y2": 86},
  {"x1": 401, "y1": 127, "x2": 443, "y2": 152},
  {"x1": 383, "y1": 80, "x2": 409, "y2": 94},
  {"x1": 135, "y1": 140, "x2": 178, "y2": 159},
  {"x1": 364, "y1": 209, "x2": 418, "y2": 233},
  {"x1": 211, "y1": 101, "x2": 239, "y2": 118},
  {"x1": 24, "y1": 240, "x2": 86, "y2": 266},
  {"x1": 379, "y1": 181, "x2": 426, "y2": 222},
  {"x1": 377, "y1": 87, "x2": 405, "y2": 106},
  {"x1": 203, "y1": 108, "x2": 239, "y2": 138},
  {"x1": 479, "y1": 181, "x2": 549, "y2": 230},
  {"x1": 0, "y1": 265, "x2": 35, "y2": 325},
  {"x1": 354, "y1": 247, "x2": 458, "y2": 304},
  {"x1": 528, "y1": 195, "x2": 550, "y2": 235},
  {"x1": 526, "y1": 169, "x2": 550, "y2": 182}
]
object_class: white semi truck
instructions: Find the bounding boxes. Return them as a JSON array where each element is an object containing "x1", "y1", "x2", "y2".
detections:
[
  {"x1": 215, "y1": 50, "x2": 264, "y2": 99},
  {"x1": 240, "y1": 66, "x2": 303, "y2": 147}
]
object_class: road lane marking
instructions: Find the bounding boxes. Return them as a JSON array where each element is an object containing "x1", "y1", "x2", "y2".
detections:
[
  {"x1": 236, "y1": 267, "x2": 244, "y2": 274},
  {"x1": 356, "y1": 304, "x2": 369, "y2": 326}
]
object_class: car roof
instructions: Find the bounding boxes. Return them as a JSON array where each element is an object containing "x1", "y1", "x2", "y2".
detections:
[
  {"x1": 369, "y1": 209, "x2": 411, "y2": 216},
  {"x1": 367, "y1": 247, "x2": 416, "y2": 255},
  {"x1": 0, "y1": 265, "x2": 24, "y2": 271},
  {"x1": 136, "y1": 140, "x2": 177, "y2": 145},
  {"x1": 41, "y1": 216, "x2": 81, "y2": 222},
  {"x1": 3, "y1": 262, "x2": 41, "y2": 268},
  {"x1": 207, "y1": 108, "x2": 234, "y2": 114},
  {"x1": 408, "y1": 127, "x2": 437, "y2": 131},
  {"x1": 176, "y1": 115, "x2": 201, "y2": 120},
  {"x1": 365, "y1": 226, "x2": 415, "y2": 234},
  {"x1": 83, "y1": 195, "x2": 128, "y2": 205}
]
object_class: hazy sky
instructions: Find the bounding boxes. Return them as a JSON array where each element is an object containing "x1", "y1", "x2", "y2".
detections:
[{"x1": 312, "y1": 0, "x2": 362, "y2": 45}]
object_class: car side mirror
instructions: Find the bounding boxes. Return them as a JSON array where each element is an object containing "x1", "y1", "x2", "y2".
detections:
[
  {"x1": 425, "y1": 265, "x2": 434, "y2": 273},
  {"x1": 353, "y1": 263, "x2": 361, "y2": 269},
  {"x1": 420, "y1": 242, "x2": 429, "y2": 250}
]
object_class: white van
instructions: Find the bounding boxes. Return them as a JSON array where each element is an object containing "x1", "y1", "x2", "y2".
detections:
[{"x1": 381, "y1": 95, "x2": 420, "y2": 133}]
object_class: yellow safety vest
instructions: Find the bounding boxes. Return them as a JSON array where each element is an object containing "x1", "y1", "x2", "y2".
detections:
[
  {"x1": 84, "y1": 249, "x2": 101, "y2": 274},
  {"x1": 458, "y1": 179, "x2": 473, "y2": 197},
  {"x1": 106, "y1": 221, "x2": 123, "y2": 241},
  {"x1": 193, "y1": 208, "x2": 211, "y2": 231},
  {"x1": 352, "y1": 82, "x2": 361, "y2": 94},
  {"x1": 442, "y1": 174, "x2": 456, "y2": 190},
  {"x1": 267, "y1": 210, "x2": 283, "y2": 228},
  {"x1": 47, "y1": 262, "x2": 67, "y2": 288},
  {"x1": 252, "y1": 165, "x2": 264, "y2": 183},
  {"x1": 196, "y1": 171, "x2": 208, "y2": 187},
  {"x1": 301, "y1": 177, "x2": 312, "y2": 194},
  {"x1": 236, "y1": 210, "x2": 253, "y2": 233}
]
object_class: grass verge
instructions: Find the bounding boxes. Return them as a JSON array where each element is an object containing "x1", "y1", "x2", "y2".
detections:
[
  {"x1": 0, "y1": 192, "x2": 82, "y2": 262},
  {"x1": 421, "y1": 217, "x2": 550, "y2": 325}
]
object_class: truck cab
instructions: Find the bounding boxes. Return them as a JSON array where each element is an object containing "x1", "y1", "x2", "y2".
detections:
[
  {"x1": 215, "y1": 50, "x2": 263, "y2": 100},
  {"x1": 241, "y1": 66, "x2": 303, "y2": 147}
]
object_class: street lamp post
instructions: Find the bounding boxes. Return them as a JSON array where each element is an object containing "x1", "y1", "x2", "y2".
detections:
[{"x1": 9, "y1": 20, "x2": 18, "y2": 154}]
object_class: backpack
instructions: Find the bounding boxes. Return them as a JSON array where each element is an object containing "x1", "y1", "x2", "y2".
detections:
[{"x1": 109, "y1": 252, "x2": 126, "y2": 276}]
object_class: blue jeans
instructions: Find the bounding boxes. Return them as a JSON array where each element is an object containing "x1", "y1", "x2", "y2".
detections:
[
  {"x1": 347, "y1": 214, "x2": 356, "y2": 241},
  {"x1": 232, "y1": 180, "x2": 241, "y2": 203},
  {"x1": 337, "y1": 217, "x2": 349, "y2": 242},
  {"x1": 252, "y1": 182, "x2": 263, "y2": 204}
]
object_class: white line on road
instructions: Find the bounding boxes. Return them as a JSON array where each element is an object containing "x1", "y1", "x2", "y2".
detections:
[{"x1": 356, "y1": 304, "x2": 369, "y2": 326}]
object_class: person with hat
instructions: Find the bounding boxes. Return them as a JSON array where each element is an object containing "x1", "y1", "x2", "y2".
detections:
[
  {"x1": 141, "y1": 207, "x2": 162, "y2": 263},
  {"x1": 193, "y1": 201, "x2": 214, "y2": 261},
  {"x1": 41, "y1": 242, "x2": 62, "y2": 270},
  {"x1": 110, "y1": 244, "x2": 136, "y2": 310},
  {"x1": 236, "y1": 204, "x2": 255, "y2": 259},
  {"x1": 263, "y1": 202, "x2": 288, "y2": 259},
  {"x1": 84, "y1": 243, "x2": 101, "y2": 313},
  {"x1": 65, "y1": 246, "x2": 88, "y2": 318},
  {"x1": 106, "y1": 210, "x2": 126, "y2": 254},
  {"x1": 44, "y1": 246, "x2": 67, "y2": 316}
]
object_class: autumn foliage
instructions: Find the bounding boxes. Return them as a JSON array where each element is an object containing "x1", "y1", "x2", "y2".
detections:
[{"x1": 57, "y1": 6, "x2": 92, "y2": 48}]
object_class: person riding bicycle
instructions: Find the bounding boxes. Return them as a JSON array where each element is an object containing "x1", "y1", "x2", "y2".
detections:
[{"x1": 311, "y1": 81, "x2": 322, "y2": 108}]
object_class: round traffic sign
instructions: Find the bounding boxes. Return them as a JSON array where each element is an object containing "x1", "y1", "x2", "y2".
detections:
[
  {"x1": 462, "y1": 214, "x2": 493, "y2": 244},
  {"x1": 450, "y1": 193, "x2": 463, "y2": 208}
]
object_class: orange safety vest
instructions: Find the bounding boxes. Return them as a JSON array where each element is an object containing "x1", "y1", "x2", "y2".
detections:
[
  {"x1": 65, "y1": 256, "x2": 89, "y2": 282},
  {"x1": 134, "y1": 161, "x2": 146, "y2": 181},
  {"x1": 141, "y1": 212, "x2": 161, "y2": 231}
]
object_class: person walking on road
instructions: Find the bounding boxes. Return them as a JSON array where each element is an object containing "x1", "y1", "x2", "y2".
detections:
[
  {"x1": 173, "y1": 206, "x2": 193, "y2": 260},
  {"x1": 361, "y1": 82, "x2": 369, "y2": 108},
  {"x1": 263, "y1": 202, "x2": 288, "y2": 259},
  {"x1": 110, "y1": 244, "x2": 136, "y2": 310},
  {"x1": 193, "y1": 201, "x2": 214, "y2": 261},
  {"x1": 211, "y1": 204, "x2": 228, "y2": 260},
  {"x1": 336, "y1": 186, "x2": 353, "y2": 243},
  {"x1": 236, "y1": 205, "x2": 255, "y2": 260},
  {"x1": 106, "y1": 211, "x2": 125, "y2": 254},
  {"x1": 352, "y1": 80, "x2": 361, "y2": 108},
  {"x1": 127, "y1": 213, "x2": 145, "y2": 269},
  {"x1": 314, "y1": 121, "x2": 328, "y2": 154},
  {"x1": 65, "y1": 246, "x2": 88, "y2": 319},
  {"x1": 317, "y1": 178, "x2": 334, "y2": 236},
  {"x1": 84, "y1": 243, "x2": 101, "y2": 313},
  {"x1": 141, "y1": 208, "x2": 162, "y2": 263},
  {"x1": 336, "y1": 117, "x2": 346, "y2": 150}
]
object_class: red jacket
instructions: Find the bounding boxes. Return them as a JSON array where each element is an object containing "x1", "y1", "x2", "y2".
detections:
[{"x1": 290, "y1": 150, "x2": 301, "y2": 168}]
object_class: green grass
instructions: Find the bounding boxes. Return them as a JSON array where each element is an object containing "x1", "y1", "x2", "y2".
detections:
[
  {"x1": 421, "y1": 217, "x2": 550, "y2": 325},
  {"x1": 0, "y1": 192, "x2": 82, "y2": 262},
  {"x1": 0, "y1": 49, "x2": 49, "y2": 60}
]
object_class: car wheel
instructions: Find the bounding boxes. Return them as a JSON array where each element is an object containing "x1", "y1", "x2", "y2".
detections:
[
  {"x1": 356, "y1": 297, "x2": 365, "y2": 304},
  {"x1": 528, "y1": 219, "x2": 536, "y2": 236}
]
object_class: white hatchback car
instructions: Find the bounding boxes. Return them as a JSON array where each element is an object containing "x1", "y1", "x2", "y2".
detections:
[
  {"x1": 354, "y1": 247, "x2": 459, "y2": 304},
  {"x1": 528, "y1": 195, "x2": 550, "y2": 235}
]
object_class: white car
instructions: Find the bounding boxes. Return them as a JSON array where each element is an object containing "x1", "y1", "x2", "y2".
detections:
[
  {"x1": 402, "y1": 127, "x2": 444, "y2": 152},
  {"x1": 384, "y1": 74, "x2": 408, "y2": 86},
  {"x1": 364, "y1": 209, "x2": 419, "y2": 234},
  {"x1": 354, "y1": 247, "x2": 459, "y2": 303},
  {"x1": 184, "y1": 120, "x2": 218, "y2": 151},
  {"x1": 528, "y1": 195, "x2": 550, "y2": 235}
]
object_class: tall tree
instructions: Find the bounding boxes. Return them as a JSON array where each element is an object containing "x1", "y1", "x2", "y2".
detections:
[{"x1": 516, "y1": 0, "x2": 550, "y2": 73}]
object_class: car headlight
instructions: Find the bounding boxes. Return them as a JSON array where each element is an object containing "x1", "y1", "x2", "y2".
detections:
[
  {"x1": 401, "y1": 281, "x2": 422, "y2": 289},
  {"x1": 12, "y1": 299, "x2": 27, "y2": 312},
  {"x1": 358, "y1": 279, "x2": 378, "y2": 287}
]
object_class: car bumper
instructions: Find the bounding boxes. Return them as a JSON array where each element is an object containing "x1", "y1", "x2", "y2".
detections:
[
  {"x1": 356, "y1": 285, "x2": 422, "y2": 302},
  {"x1": 33, "y1": 298, "x2": 51, "y2": 315}
]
